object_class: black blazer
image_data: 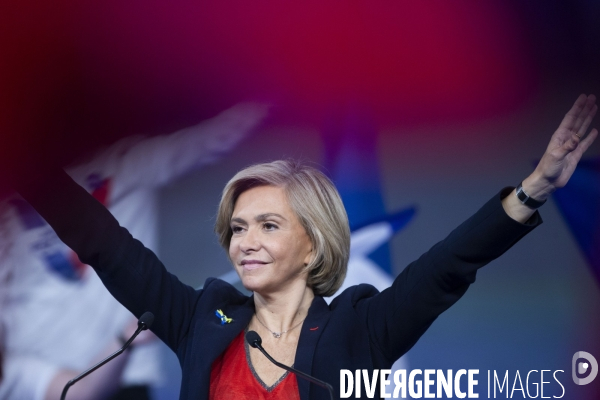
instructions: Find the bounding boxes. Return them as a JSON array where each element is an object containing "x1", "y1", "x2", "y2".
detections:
[{"x1": 23, "y1": 172, "x2": 541, "y2": 400}]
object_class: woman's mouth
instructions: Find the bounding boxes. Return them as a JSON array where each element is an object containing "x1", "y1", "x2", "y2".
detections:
[{"x1": 240, "y1": 260, "x2": 268, "y2": 270}]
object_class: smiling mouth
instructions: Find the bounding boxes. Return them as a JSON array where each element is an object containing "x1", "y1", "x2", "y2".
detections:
[{"x1": 240, "y1": 260, "x2": 268, "y2": 270}]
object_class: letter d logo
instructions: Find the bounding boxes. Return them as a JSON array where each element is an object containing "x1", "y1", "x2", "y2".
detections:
[{"x1": 572, "y1": 351, "x2": 598, "y2": 385}]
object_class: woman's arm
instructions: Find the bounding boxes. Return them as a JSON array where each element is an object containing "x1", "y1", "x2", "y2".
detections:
[
  {"x1": 357, "y1": 94, "x2": 597, "y2": 363},
  {"x1": 356, "y1": 188, "x2": 540, "y2": 363},
  {"x1": 15, "y1": 169, "x2": 201, "y2": 354}
]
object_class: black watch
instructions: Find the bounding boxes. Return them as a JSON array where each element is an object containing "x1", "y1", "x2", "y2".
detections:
[{"x1": 515, "y1": 182, "x2": 546, "y2": 209}]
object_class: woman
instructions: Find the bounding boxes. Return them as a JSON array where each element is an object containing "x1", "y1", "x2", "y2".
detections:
[{"x1": 16, "y1": 94, "x2": 598, "y2": 399}]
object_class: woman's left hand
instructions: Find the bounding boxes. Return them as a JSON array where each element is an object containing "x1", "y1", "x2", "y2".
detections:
[
  {"x1": 503, "y1": 94, "x2": 598, "y2": 223},
  {"x1": 526, "y1": 94, "x2": 598, "y2": 198}
]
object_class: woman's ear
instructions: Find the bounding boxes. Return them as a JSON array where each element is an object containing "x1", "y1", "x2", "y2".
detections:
[{"x1": 303, "y1": 246, "x2": 315, "y2": 267}]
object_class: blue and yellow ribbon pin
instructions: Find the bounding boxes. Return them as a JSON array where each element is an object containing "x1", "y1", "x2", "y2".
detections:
[{"x1": 215, "y1": 309, "x2": 233, "y2": 325}]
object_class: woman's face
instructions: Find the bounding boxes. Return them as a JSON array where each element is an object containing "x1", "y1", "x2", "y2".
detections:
[{"x1": 229, "y1": 185, "x2": 313, "y2": 295}]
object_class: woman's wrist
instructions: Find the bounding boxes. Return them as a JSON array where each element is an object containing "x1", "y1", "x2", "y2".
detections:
[
  {"x1": 521, "y1": 172, "x2": 555, "y2": 202},
  {"x1": 502, "y1": 172, "x2": 554, "y2": 223}
]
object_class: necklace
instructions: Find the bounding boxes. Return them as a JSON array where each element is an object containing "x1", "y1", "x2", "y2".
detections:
[{"x1": 254, "y1": 313, "x2": 305, "y2": 339}]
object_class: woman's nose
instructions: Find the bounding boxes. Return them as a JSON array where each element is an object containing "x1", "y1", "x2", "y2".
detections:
[{"x1": 239, "y1": 228, "x2": 260, "y2": 253}]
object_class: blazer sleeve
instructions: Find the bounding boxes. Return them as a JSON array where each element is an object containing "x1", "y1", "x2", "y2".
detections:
[
  {"x1": 16, "y1": 169, "x2": 201, "y2": 354},
  {"x1": 354, "y1": 187, "x2": 542, "y2": 363}
]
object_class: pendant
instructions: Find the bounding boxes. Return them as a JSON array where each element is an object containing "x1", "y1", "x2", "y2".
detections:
[{"x1": 272, "y1": 332, "x2": 282, "y2": 339}]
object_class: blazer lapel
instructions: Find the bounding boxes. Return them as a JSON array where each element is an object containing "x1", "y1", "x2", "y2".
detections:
[
  {"x1": 199, "y1": 296, "x2": 256, "y2": 376},
  {"x1": 295, "y1": 296, "x2": 331, "y2": 400}
]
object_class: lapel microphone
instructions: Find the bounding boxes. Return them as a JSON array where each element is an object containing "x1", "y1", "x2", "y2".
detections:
[
  {"x1": 60, "y1": 312, "x2": 155, "y2": 400},
  {"x1": 245, "y1": 330, "x2": 334, "y2": 400}
]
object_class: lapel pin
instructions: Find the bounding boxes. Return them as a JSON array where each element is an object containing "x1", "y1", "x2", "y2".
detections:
[{"x1": 215, "y1": 309, "x2": 233, "y2": 325}]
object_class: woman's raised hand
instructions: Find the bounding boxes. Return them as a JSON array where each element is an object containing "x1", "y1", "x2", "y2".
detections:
[
  {"x1": 503, "y1": 94, "x2": 598, "y2": 223},
  {"x1": 526, "y1": 94, "x2": 598, "y2": 199}
]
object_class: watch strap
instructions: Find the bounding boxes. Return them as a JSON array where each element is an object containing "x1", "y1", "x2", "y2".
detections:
[{"x1": 515, "y1": 182, "x2": 546, "y2": 209}]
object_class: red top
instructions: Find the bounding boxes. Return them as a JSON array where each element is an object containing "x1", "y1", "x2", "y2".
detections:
[{"x1": 209, "y1": 331, "x2": 300, "y2": 399}]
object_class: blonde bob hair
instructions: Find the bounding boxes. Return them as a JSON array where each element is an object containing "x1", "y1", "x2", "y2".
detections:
[{"x1": 215, "y1": 160, "x2": 350, "y2": 297}]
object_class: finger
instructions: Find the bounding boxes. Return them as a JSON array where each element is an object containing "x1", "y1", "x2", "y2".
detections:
[
  {"x1": 572, "y1": 94, "x2": 597, "y2": 134},
  {"x1": 574, "y1": 127, "x2": 599, "y2": 158},
  {"x1": 576, "y1": 103, "x2": 598, "y2": 138},
  {"x1": 556, "y1": 134, "x2": 581, "y2": 159},
  {"x1": 555, "y1": 124, "x2": 591, "y2": 160},
  {"x1": 557, "y1": 94, "x2": 588, "y2": 132},
  {"x1": 565, "y1": 127, "x2": 598, "y2": 166}
]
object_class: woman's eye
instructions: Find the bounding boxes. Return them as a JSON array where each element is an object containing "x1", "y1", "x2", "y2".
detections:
[
  {"x1": 263, "y1": 222, "x2": 277, "y2": 231},
  {"x1": 231, "y1": 226, "x2": 244, "y2": 234}
]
